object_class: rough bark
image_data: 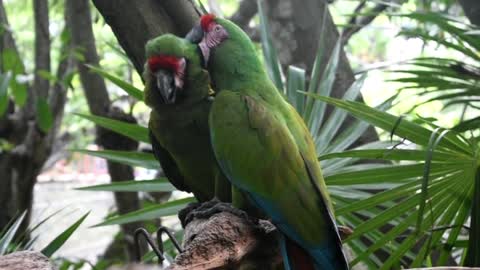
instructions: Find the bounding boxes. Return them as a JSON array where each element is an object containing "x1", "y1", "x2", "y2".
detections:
[
  {"x1": 459, "y1": 0, "x2": 480, "y2": 26},
  {"x1": 0, "y1": 0, "x2": 72, "y2": 232},
  {"x1": 91, "y1": 0, "x2": 199, "y2": 75},
  {"x1": 32, "y1": 0, "x2": 50, "y2": 100},
  {"x1": 0, "y1": 251, "x2": 55, "y2": 270},
  {"x1": 65, "y1": 0, "x2": 144, "y2": 261},
  {"x1": 169, "y1": 211, "x2": 282, "y2": 270}
]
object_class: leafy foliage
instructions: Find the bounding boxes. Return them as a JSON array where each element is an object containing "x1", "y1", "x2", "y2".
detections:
[
  {"x1": 0, "y1": 211, "x2": 89, "y2": 257},
  {"x1": 392, "y1": 12, "x2": 480, "y2": 132},
  {"x1": 75, "y1": 3, "x2": 480, "y2": 268},
  {"x1": 258, "y1": 1, "x2": 480, "y2": 268}
]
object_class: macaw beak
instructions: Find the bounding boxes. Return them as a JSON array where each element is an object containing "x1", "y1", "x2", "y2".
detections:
[
  {"x1": 154, "y1": 69, "x2": 177, "y2": 104},
  {"x1": 185, "y1": 24, "x2": 204, "y2": 44}
]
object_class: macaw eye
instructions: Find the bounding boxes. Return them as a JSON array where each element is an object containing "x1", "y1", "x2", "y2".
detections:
[{"x1": 214, "y1": 25, "x2": 222, "y2": 32}]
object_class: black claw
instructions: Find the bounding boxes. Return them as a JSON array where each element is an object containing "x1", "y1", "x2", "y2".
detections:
[
  {"x1": 180, "y1": 198, "x2": 257, "y2": 228},
  {"x1": 178, "y1": 202, "x2": 201, "y2": 228}
]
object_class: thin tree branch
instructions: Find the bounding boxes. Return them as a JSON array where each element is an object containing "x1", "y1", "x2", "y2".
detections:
[
  {"x1": 33, "y1": 0, "x2": 50, "y2": 100},
  {"x1": 91, "y1": 0, "x2": 199, "y2": 74},
  {"x1": 229, "y1": 0, "x2": 260, "y2": 41},
  {"x1": 341, "y1": 0, "x2": 403, "y2": 45},
  {"x1": 66, "y1": 0, "x2": 110, "y2": 116},
  {"x1": 230, "y1": 0, "x2": 257, "y2": 28},
  {"x1": 66, "y1": 0, "x2": 146, "y2": 260}
]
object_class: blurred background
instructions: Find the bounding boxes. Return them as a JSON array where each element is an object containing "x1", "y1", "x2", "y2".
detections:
[{"x1": 0, "y1": 0, "x2": 479, "y2": 269}]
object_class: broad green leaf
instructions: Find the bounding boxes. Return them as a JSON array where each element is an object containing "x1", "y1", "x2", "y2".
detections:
[
  {"x1": 37, "y1": 70, "x2": 57, "y2": 83},
  {"x1": 75, "y1": 113, "x2": 149, "y2": 143},
  {"x1": 41, "y1": 212, "x2": 89, "y2": 257},
  {"x1": 350, "y1": 182, "x2": 457, "y2": 266},
  {"x1": 380, "y1": 186, "x2": 464, "y2": 269},
  {"x1": 86, "y1": 64, "x2": 144, "y2": 100},
  {"x1": 453, "y1": 116, "x2": 480, "y2": 132},
  {"x1": 319, "y1": 149, "x2": 460, "y2": 162},
  {"x1": 286, "y1": 66, "x2": 305, "y2": 111},
  {"x1": 326, "y1": 163, "x2": 460, "y2": 186},
  {"x1": 438, "y1": 187, "x2": 472, "y2": 264},
  {"x1": 95, "y1": 197, "x2": 195, "y2": 226},
  {"x1": 306, "y1": 38, "x2": 341, "y2": 135},
  {"x1": 76, "y1": 179, "x2": 175, "y2": 192},
  {"x1": 301, "y1": 94, "x2": 472, "y2": 155},
  {"x1": 416, "y1": 129, "x2": 450, "y2": 233},
  {"x1": 0, "y1": 211, "x2": 26, "y2": 255},
  {"x1": 257, "y1": 0, "x2": 284, "y2": 91},
  {"x1": 2, "y1": 49, "x2": 27, "y2": 106},
  {"x1": 304, "y1": 6, "x2": 328, "y2": 119},
  {"x1": 315, "y1": 74, "x2": 365, "y2": 153},
  {"x1": 412, "y1": 179, "x2": 471, "y2": 266},
  {"x1": 36, "y1": 97, "x2": 54, "y2": 133},
  {"x1": 72, "y1": 149, "x2": 159, "y2": 169}
]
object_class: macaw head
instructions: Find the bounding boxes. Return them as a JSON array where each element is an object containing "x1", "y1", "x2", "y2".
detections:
[
  {"x1": 185, "y1": 14, "x2": 264, "y2": 89},
  {"x1": 144, "y1": 34, "x2": 193, "y2": 105},
  {"x1": 146, "y1": 55, "x2": 186, "y2": 104}
]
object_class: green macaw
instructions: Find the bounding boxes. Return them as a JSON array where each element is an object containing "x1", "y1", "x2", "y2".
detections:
[
  {"x1": 143, "y1": 34, "x2": 231, "y2": 202},
  {"x1": 186, "y1": 14, "x2": 349, "y2": 270}
]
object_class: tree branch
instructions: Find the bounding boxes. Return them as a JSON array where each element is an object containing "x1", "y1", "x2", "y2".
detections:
[
  {"x1": 459, "y1": 0, "x2": 480, "y2": 27},
  {"x1": 341, "y1": 0, "x2": 404, "y2": 45},
  {"x1": 66, "y1": 0, "x2": 146, "y2": 260},
  {"x1": 168, "y1": 207, "x2": 282, "y2": 269},
  {"x1": 230, "y1": 0, "x2": 257, "y2": 29},
  {"x1": 91, "y1": 0, "x2": 199, "y2": 75},
  {"x1": 65, "y1": 0, "x2": 110, "y2": 116},
  {"x1": 32, "y1": 0, "x2": 50, "y2": 100}
]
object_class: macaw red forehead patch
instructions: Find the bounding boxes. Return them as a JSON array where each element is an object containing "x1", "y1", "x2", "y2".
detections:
[
  {"x1": 148, "y1": 55, "x2": 180, "y2": 73},
  {"x1": 200, "y1": 14, "x2": 216, "y2": 31}
]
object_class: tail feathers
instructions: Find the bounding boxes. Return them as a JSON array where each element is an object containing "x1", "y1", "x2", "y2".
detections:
[
  {"x1": 280, "y1": 236, "x2": 349, "y2": 270},
  {"x1": 285, "y1": 237, "x2": 315, "y2": 270}
]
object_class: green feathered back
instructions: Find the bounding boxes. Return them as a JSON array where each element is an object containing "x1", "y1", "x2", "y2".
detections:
[{"x1": 207, "y1": 18, "x2": 348, "y2": 269}]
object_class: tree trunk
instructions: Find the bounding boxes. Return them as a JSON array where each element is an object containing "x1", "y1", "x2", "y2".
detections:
[
  {"x1": 91, "y1": 0, "x2": 200, "y2": 75},
  {"x1": 65, "y1": 0, "x2": 145, "y2": 261},
  {"x1": 262, "y1": 0, "x2": 378, "y2": 146},
  {"x1": 0, "y1": 0, "x2": 72, "y2": 232},
  {"x1": 459, "y1": 0, "x2": 480, "y2": 26}
]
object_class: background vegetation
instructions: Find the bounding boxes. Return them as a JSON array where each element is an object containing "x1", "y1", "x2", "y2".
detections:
[{"x1": 0, "y1": 0, "x2": 479, "y2": 269}]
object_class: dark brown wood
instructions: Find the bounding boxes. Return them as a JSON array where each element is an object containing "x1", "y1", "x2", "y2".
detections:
[
  {"x1": 65, "y1": 0, "x2": 146, "y2": 261},
  {"x1": 0, "y1": 251, "x2": 54, "y2": 270},
  {"x1": 91, "y1": 0, "x2": 199, "y2": 74}
]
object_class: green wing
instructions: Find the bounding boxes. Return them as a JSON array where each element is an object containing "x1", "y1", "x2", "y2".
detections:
[
  {"x1": 209, "y1": 90, "x2": 337, "y2": 246},
  {"x1": 149, "y1": 129, "x2": 190, "y2": 193}
]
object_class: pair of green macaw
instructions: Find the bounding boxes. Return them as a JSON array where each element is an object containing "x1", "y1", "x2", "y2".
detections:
[{"x1": 143, "y1": 14, "x2": 348, "y2": 270}]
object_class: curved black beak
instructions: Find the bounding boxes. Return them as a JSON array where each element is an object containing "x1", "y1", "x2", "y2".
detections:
[
  {"x1": 185, "y1": 24, "x2": 204, "y2": 44},
  {"x1": 154, "y1": 69, "x2": 177, "y2": 104}
]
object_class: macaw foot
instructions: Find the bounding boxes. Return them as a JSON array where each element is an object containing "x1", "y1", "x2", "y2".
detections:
[
  {"x1": 338, "y1": 225, "x2": 353, "y2": 241},
  {"x1": 178, "y1": 201, "x2": 201, "y2": 228},
  {"x1": 179, "y1": 198, "x2": 256, "y2": 228}
]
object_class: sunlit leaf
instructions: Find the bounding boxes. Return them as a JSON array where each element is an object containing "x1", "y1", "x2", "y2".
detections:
[
  {"x1": 86, "y1": 64, "x2": 144, "y2": 100},
  {"x1": 41, "y1": 212, "x2": 89, "y2": 257},
  {"x1": 0, "y1": 211, "x2": 26, "y2": 255},
  {"x1": 95, "y1": 198, "x2": 195, "y2": 226},
  {"x1": 76, "y1": 179, "x2": 175, "y2": 192},
  {"x1": 75, "y1": 113, "x2": 149, "y2": 143},
  {"x1": 72, "y1": 149, "x2": 159, "y2": 169}
]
